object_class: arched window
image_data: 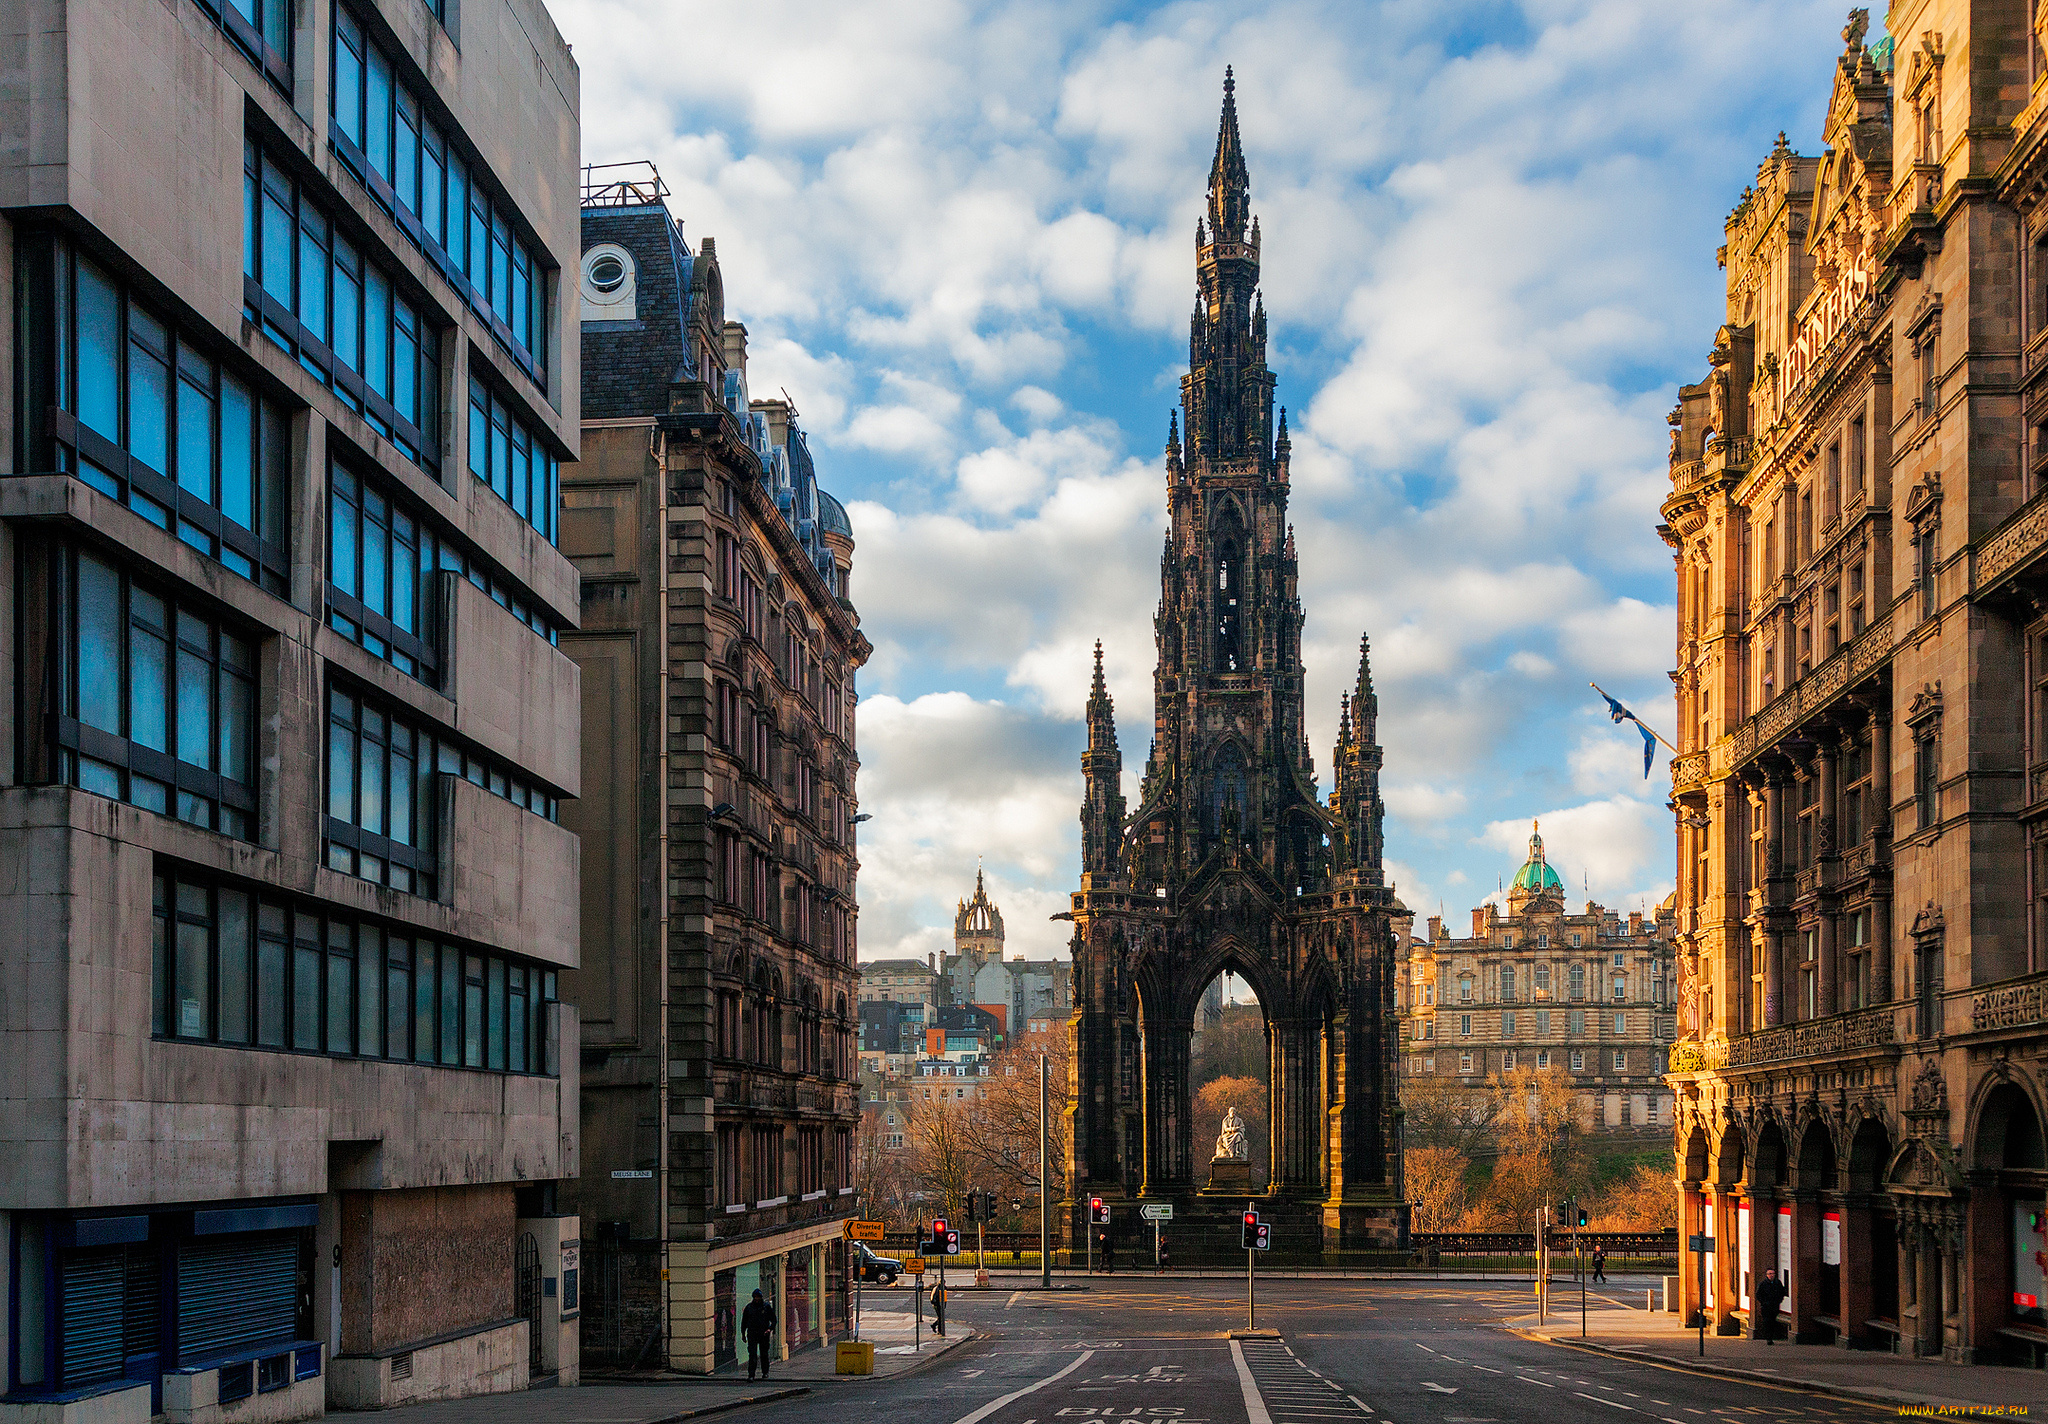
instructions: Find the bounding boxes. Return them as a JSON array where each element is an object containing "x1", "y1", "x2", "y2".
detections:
[{"x1": 1216, "y1": 539, "x2": 1242, "y2": 671}]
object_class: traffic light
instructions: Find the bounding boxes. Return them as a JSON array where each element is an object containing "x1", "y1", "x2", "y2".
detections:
[
  {"x1": 942, "y1": 1229, "x2": 961, "y2": 1255},
  {"x1": 1253, "y1": 1222, "x2": 1271, "y2": 1251},
  {"x1": 1090, "y1": 1196, "x2": 1110, "y2": 1226},
  {"x1": 1577, "y1": 1206, "x2": 1589, "y2": 1229},
  {"x1": 1241, "y1": 1209, "x2": 1260, "y2": 1249},
  {"x1": 928, "y1": 1218, "x2": 949, "y2": 1251}
]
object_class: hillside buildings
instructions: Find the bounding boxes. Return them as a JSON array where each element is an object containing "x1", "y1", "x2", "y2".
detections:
[
  {"x1": 1396, "y1": 825, "x2": 1679, "y2": 1133},
  {"x1": 1663, "y1": 1, "x2": 2048, "y2": 1363},
  {"x1": 0, "y1": 0, "x2": 586, "y2": 1410},
  {"x1": 560, "y1": 167, "x2": 867, "y2": 1375}
]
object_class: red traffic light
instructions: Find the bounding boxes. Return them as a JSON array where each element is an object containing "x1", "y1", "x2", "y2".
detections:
[
  {"x1": 1243, "y1": 1211, "x2": 1258, "y2": 1226},
  {"x1": 932, "y1": 1218, "x2": 947, "y2": 1234}
]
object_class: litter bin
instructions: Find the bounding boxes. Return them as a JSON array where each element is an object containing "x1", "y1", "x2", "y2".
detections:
[{"x1": 836, "y1": 1340, "x2": 875, "y2": 1375}]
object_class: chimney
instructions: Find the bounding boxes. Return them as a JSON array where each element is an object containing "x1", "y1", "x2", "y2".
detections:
[
  {"x1": 1427, "y1": 916, "x2": 1443, "y2": 943},
  {"x1": 1628, "y1": 912, "x2": 1643, "y2": 937},
  {"x1": 1472, "y1": 907, "x2": 1487, "y2": 937}
]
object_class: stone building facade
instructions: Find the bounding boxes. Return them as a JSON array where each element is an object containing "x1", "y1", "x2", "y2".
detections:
[
  {"x1": 943, "y1": 870, "x2": 1073, "y2": 1037},
  {"x1": 0, "y1": 0, "x2": 585, "y2": 1412},
  {"x1": 561, "y1": 170, "x2": 867, "y2": 1375},
  {"x1": 1663, "y1": 3, "x2": 2048, "y2": 1364},
  {"x1": 1396, "y1": 825, "x2": 1679, "y2": 1133}
]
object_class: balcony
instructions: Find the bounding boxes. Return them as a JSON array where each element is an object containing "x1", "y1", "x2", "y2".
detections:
[
  {"x1": 1722, "y1": 1003, "x2": 1898, "y2": 1069},
  {"x1": 1973, "y1": 486, "x2": 2048, "y2": 601},
  {"x1": 1971, "y1": 973, "x2": 2048, "y2": 1033}
]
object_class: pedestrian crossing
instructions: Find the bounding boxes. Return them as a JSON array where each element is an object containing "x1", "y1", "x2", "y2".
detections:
[{"x1": 1236, "y1": 1338, "x2": 1377, "y2": 1424}]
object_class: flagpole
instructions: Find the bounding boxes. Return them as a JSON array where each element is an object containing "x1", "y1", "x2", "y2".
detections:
[{"x1": 1588, "y1": 682, "x2": 1681, "y2": 755}]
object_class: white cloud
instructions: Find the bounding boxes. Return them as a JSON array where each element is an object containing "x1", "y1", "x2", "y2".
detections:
[{"x1": 551, "y1": 0, "x2": 1847, "y2": 956}]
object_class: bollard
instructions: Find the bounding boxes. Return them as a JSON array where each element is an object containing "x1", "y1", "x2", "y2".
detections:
[{"x1": 1646, "y1": 1289, "x2": 1654, "y2": 1312}]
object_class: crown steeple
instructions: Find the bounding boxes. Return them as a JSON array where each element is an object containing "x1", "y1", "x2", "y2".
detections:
[{"x1": 1208, "y1": 67, "x2": 1250, "y2": 243}]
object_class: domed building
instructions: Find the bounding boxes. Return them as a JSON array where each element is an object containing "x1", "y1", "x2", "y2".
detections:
[{"x1": 1395, "y1": 822, "x2": 1680, "y2": 1134}]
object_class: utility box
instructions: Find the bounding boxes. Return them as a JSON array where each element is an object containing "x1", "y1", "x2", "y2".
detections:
[
  {"x1": 835, "y1": 1341, "x2": 875, "y2": 1375},
  {"x1": 1663, "y1": 1276, "x2": 1681, "y2": 1313}
]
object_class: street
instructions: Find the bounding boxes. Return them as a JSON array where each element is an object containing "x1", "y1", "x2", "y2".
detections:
[{"x1": 738, "y1": 1277, "x2": 1891, "y2": 1424}]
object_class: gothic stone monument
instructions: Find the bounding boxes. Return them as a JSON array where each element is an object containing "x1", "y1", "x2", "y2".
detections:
[{"x1": 1061, "y1": 71, "x2": 1407, "y2": 1265}]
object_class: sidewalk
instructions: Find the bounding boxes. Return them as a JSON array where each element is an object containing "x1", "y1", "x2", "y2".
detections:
[{"x1": 1513, "y1": 1306, "x2": 2048, "y2": 1414}]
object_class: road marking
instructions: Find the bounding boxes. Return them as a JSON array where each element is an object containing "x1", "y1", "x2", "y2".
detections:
[
  {"x1": 1471, "y1": 1365, "x2": 1504, "y2": 1374},
  {"x1": 1006, "y1": 1292, "x2": 1024, "y2": 1307},
  {"x1": 1575, "y1": 1393, "x2": 1637, "y2": 1412},
  {"x1": 1348, "y1": 1397, "x2": 1374, "y2": 1414},
  {"x1": 946, "y1": 1348, "x2": 1094, "y2": 1424},
  {"x1": 1230, "y1": 1340, "x2": 1273, "y2": 1424},
  {"x1": 1421, "y1": 1383, "x2": 1459, "y2": 1395},
  {"x1": 1517, "y1": 1377, "x2": 1556, "y2": 1388}
]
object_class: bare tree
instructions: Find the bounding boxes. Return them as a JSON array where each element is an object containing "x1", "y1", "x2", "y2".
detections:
[
  {"x1": 1462, "y1": 1066, "x2": 1595, "y2": 1229},
  {"x1": 953, "y1": 1023, "x2": 1070, "y2": 1224},
  {"x1": 1406, "y1": 1145, "x2": 1472, "y2": 1233},
  {"x1": 1399, "y1": 1070, "x2": 1497, "y2": 1157},
  {"x1": 907, "y1": 1094, "x2": 977, "y2": 1223}
]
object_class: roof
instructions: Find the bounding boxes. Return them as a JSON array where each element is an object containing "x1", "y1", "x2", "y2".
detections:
[
  {"x1": 818, "y1": 488, "x2": 852, "y2": 538},
  {"x1": 1510, "y1": 820, "x2": 1564, "y2": 895}
]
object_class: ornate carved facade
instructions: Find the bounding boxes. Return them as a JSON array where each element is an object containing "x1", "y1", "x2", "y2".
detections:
[
  {"x1": 1061, "y1": 74, "x2": 1405, "y2": 1261},
  {"x1": 1664, "y1": 5, "x2": 2048, "y2": 1365}
]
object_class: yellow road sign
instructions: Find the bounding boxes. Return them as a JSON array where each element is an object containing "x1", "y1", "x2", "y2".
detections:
[
  {"x1": 846, "y1": 1220, "x2": 886, "y2": 1241},
  {"x1": 904, "y1": 1257, "x2": 927, "y2": 1274}
]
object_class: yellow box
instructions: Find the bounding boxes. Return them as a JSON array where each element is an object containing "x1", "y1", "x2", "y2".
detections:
[{"x1": 835, "y1": 1340, "x2": 875, "y2": 1375}]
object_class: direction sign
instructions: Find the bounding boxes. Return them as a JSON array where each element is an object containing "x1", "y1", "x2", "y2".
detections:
[
  {"x1": 1140, "y1": 1203, "x2": 1174, "y2": 1221},
  {"x1": 845, "y1": 1220, "x2": 886, "y2": 1241},
  {"x1": 903, "y1": 1257, "x2": 927, "y2": 1275}
]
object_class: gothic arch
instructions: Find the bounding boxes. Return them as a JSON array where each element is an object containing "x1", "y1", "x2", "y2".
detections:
[
  {"x1": 1711, "y1": 1120, "x2": 1746, "y2": 1187},
  {"x1": 1968, "y1": 1076, "x2": 2048, "y2": 1172},
  {"x1": 1794, "y1": 1114, "x2": 1838, "y2": 1192},
  {"x1": 1177, "y1": 934, "x2": 1284, "y2": 1026},
  {"x1": 1749, "y1": 1116, "x2": 1789, "y2": 1192},
  {"x1": 1680, "y1": 1123, "x2": 1710, "y2": 1182}
]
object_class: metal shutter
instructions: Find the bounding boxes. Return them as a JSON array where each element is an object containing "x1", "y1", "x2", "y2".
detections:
[
  {"x1": 176, "y1": 1234, "x2": 299, "y2": 1363},
  {"x1": 59, "y1": 1250, "x2": 126, "y2": 1386}
]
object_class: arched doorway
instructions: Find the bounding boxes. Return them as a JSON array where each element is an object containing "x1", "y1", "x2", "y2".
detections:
[
  {"x1": 1187, "y1": 969, "x2": 1269, "y2": 1190},
  {"x1": 1972, "y1": 1081, "x2": 2048, "y2": 1358},
  {"x1": 1795, "y1": 1119, "x2": 1839, "y2": 1339},
  {"x1": 1846, "y1": 1116, "x2": 1897, "y2": 1349},
  {"x1": 1745, "y1": 1120, "x2": 1788, "y2": 1338}
]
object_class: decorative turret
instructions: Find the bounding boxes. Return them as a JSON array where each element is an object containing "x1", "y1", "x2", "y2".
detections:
[
  {"x1": 1331, "y1": 633, "x2": 1384, "y2": 879},
  {"x1": 1183, "y1": 71, "x2": 1276, "y2": 465},
  {"x1": 1080, "y1": 641, "x2": 1126, "y2": 877}
]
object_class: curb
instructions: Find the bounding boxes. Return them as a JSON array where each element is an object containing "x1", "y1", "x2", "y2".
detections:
[
  {"x1": 803, "y1": 1326, "x2": 981, "y2": 1384},
  {"x1": 1510, "y1": 1328, "x2": 2018, "y2": 1416},
  {"x1": 630, "y1": 1387, "x2": 810, "y2": 1422}
]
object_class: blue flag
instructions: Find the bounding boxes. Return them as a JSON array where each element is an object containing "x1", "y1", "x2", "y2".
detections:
[{"x1": 1598, "y1": 690, "x2": 1657, "y2": 779}]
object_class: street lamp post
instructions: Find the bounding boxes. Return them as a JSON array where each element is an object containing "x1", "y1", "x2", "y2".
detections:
[{"x1": 1040, "y1": 1053, "x2": 1051, "y2": 1290}]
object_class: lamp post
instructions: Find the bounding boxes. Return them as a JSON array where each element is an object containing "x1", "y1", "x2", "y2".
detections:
[{"x1": 1039, "y1": 1052, "x2": 1051, "y2": 1290}]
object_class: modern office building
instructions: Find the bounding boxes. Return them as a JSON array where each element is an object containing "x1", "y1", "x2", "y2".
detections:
[
  {"x1": 563, "y1": 167, "x2": 867, "y2": 1375},
  {"x1": 0, "y1": 0, "x2": 584, "y2": 1414}
]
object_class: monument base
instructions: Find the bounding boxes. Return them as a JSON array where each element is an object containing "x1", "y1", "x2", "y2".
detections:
[{"x1": 1201, "y1": 1158, "x2": 1255, "y2": 1196}]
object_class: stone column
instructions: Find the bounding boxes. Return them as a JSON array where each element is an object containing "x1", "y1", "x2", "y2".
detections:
[
  {"x1": 1838, "y1": 1196, "x2": 1874, "y2": 1350},
  {"x1": 1916, "y1": 1219, "x2": 1942, "y2": 1357},
  {"x1": 1816, "y1": 740, "x2": 1839, "y2": 1014},
  {"x1": 1142, "y1": 1015, "x2": 1194, "y2": 1194},
  {"x1": 1788, "y1": 1191, "x2": 1823, "y2": 1342},
  {"x1": 1965, "y1": 1173, "x2": 2006, "y2": 1362},
  {"x1": 1747, "y1": 1192, "x2": 1778, "y2": 1339},
  {"x1": 1764, "y1": 771, "x2": 1788, "y2": 1025}
]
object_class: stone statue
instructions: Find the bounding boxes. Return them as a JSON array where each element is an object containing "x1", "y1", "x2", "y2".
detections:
[{"x1": 1214, "y1": 1106, "x2": 1250, "y2": 1162}]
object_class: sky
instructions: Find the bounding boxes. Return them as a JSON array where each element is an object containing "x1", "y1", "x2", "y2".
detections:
[{"x1": 553, "y1": 0, "x2": 1855, "y2": 964}]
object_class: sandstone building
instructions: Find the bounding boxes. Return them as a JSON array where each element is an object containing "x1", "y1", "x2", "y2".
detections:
[
  {"x1": 1664, "y1": 3, "x2": 2048, "y2": 1363},
  {"x1": 1063, "y1": 74, "x2": 1404, "y2": 1261},
  {"x1": 1397, "y1": 825, "x2": 1679, "y2": 1134},
  {"x1": 0, "y1": 0, "x2": 585, "y2": 1410},
  {"x1": 561, "y1": 168, "x2": 867, "y2": 1375}
]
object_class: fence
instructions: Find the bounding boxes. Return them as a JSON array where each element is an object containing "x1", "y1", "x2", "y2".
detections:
[{"x1": 864, "y1": 1228, "x2": 1677, "y2": 1275}]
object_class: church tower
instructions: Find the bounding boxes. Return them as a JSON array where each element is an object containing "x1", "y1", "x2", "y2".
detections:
[{"x1": 1064, "y1": 72, "x2": 1405, "y2": 1261}]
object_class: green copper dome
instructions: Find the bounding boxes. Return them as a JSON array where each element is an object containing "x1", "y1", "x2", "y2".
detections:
[{"x1": 1510, "y1": 821, "x2": 1564, "y2": 895}]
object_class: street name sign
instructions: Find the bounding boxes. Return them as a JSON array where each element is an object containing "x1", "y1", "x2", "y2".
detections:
[{"x1": 1140, "y1": 1203, "x2": 1174, "y2": 1221}]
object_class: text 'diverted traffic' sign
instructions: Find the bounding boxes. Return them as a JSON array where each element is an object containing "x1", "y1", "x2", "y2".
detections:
[
  {"x1": 845, "y1": 1220, "x2": 886, "y2": 1241},
  {"x1": 1140, "y1": 1203, "x2": 1174, "y2": 1221}
]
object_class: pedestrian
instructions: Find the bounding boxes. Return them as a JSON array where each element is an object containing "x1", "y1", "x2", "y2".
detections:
[
  {"x1": 1755, "y1": 1268, "x2": 1787, "y2": 1345},
  {"x1": 1592, "y1": 1246, "x2": 1607, "y2": 1283},
  {"x1": 929, "y1": 1278, "x2": 947, "y2": 1336},
  {"x1": 1099, "y1": 1230, "x2": 1115, "y2": 1274},
  {"x1": 740, "y1": 1287, "x2": 776, "y2": 1380},
  {"x1": 1157, "y1": 1237, "x2": 1170, "y2": 1275}
]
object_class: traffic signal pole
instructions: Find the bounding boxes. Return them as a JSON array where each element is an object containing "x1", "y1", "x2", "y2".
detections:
[{"x1": 1247, "y1": 1242, "x2": 1255, "y2": 1331}]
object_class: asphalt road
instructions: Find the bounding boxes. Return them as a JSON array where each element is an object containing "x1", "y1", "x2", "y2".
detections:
[{"x1": 735, "y1": 1276, "x2": 1894, "y2": 1424}]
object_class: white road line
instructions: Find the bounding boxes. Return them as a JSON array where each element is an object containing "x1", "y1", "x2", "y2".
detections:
[
  {"x1": 1575, "y1": 1393, "x2": 1637, "y2": 1412},
  {"x1": 1517, "y1": 1377, "x2": 1556, "y2": 1388},
  {"x1": 1348, "y1": 1397, "x2": 1374, "y2": 1414},
  {"x1": 947, "y1": 1348, "x2": 1095, "y2": 1424},
  {"x1": 1005, "y1": 1292, "x2": 1025, "y2": 1307},
  {"x1": 1471, "y1": 1365, "x2": 1504, "y2": 1374},
  {"x1": 1231, "y1": 1340, "x2": 1274, "y2": 1424}
]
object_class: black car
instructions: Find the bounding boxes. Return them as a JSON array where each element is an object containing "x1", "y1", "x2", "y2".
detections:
[{"x1": 853, "y1": 1243, "x2": 900, "y2": 1285}]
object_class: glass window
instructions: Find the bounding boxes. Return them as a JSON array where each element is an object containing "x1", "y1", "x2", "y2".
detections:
[
  {"x1": 51, "y1": 546, "x2": 258, "y2": 838},
  {"x1": 198, "y1": 0, "x2": 292, "y2": 92},
  {"x1": 467, "y1": 378, "x2": 559, "y2": 543},
  {"x1": 325, "y1": 686, "x2": 437, "y2": 897},
  {"x1": 327, "y1": 3, "x2": 548, "y2": 385},
  {"x1": 35, "y1": 238, "x2": 290, "y2": 593},
  {"x1": 242, "y1": 138, "x2": 442, "y2": 470}
]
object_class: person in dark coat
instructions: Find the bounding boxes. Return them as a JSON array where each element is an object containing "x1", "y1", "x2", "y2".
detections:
[
  {"x1": 1754, "y1": 1268, "x2": 1788, "y2": 1344},
  {"x1": 740, "y1": 1288, "x2": 776, "y2": 1379},
  {"x1": 929, "y1": 1278, "x2": 947, "y2": 1336},
  {"x1": 1592, "y1": 1247, "x2": 1607, "y2": 1283},
  {"x1": 1098, "y1": 1230, "x2": 1115, "y2": 1274}
]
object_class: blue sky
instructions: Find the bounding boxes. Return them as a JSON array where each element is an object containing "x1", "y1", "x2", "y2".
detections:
[{"x1": 554, "y1": 0, "x2": 1856, "y2": 960}]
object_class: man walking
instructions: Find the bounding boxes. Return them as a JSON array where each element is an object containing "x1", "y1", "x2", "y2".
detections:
[
  {"x1": 1755, "y1": 1268, "x2": 1787, "y2": 1344},
  {"x1": 929, "y1": 1277, "x2": 948, "y2": 1336},
  {"x1": 741, "y1": 1287, "x2": 776, "y2": 1380},
  {"x1": 1592, "y1": 1246, "x2": 1607, "y2": 1283},
  {"x1": 1099, "y1": 1229, "x2": 1115, "y2": 1275}
]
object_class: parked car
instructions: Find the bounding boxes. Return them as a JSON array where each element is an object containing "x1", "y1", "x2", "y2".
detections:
[{"x1": 854, "y1": 1243, "x2": 901, "y2": 1285}]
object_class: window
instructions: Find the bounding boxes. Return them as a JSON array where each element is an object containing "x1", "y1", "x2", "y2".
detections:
[
  {"x1": 193, "y1": 0, "x2": 292, "y2": 94},
  {"x1": 1502, "y1": 1050, "x2": 1516, "y2": 1071},
  {"x1": 1569, "y1": 1050, "x2": 1585, "y2": 1071},
  {"x1": 1500, "y1": 964, "x2": 1515, "y2": 1000},
  {"x1": 243, "y1": 138, "x2": 442, "y2": 469},
  {"x1": 1570, "y1": 933, "x2": 1581, "y2": 947},
  {"x1": 1569, "y1": 1009, "x2": 1585, "y2": 1035},
  {"x1": 1568, "y1": 963, "x2": 1585, "y2": 1000},
  {"x1": 330, "y1": 5, "x2": 548, "y2": 384},
  {"x1": 1613, "y1": 1011, "x2": 1626, "y2": 1033},
  {"x1": 1535, "y1": 965, "x2": 1551, "y2": 992},
  {"x1": 1802, "y1": 928, "x2": 1820, "y2": 1019},
  {"x1": 1612, "y1": 953, "x2": 1625, "y2": 968},
  {"x1": 1536, "y1": 1010, "x2": 1551, "y2": 1035},
  {"x1": 1613, "y1": 976, "x2": 1627, "y2": 1001},
  {"x1": 1458, "y1": 976, "x2": 1473, "y2": 1003},
  {"x1": 1502, "y1": 1010, "x2": 1516, "y2": 1036},
  {"x1": 27, "y1": 237, "x2": 291, "y2": 595},
  {"x1": 468, "y1": 377, "x2": 561, "y2": 543},
  {"x1": 1537, "y1": 933, "x2": 1549, "y2": 949},
  {"x1": 1917, "y1": 522, "x2": 1938, "y2": 621},
  {"x1": 48, "y1": 546, "x2": 258, "y2": 837},
  {"x1": 1458, "y1": 1052, "x2": 1474, "y2": 1074},
  {"x1": 1537, "y1": 1049, "x2": 1550, "y2": 1069},
  {"x1": 1423, "y1": 1057, "x2": 1435, "y2": 1074},
  {"x1": 1916, "y1": 727, "x2": 1940, "y2": 830},
  {"x1": 1459, "y1": 1014, "x2": 1472, "y2": 1036},
  {"x1": 152, "y1": 863, "x2": 557, "y2": 1070},
  {"x1": 327, "y1": 461, "x2": 557, "y2": 684}
]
